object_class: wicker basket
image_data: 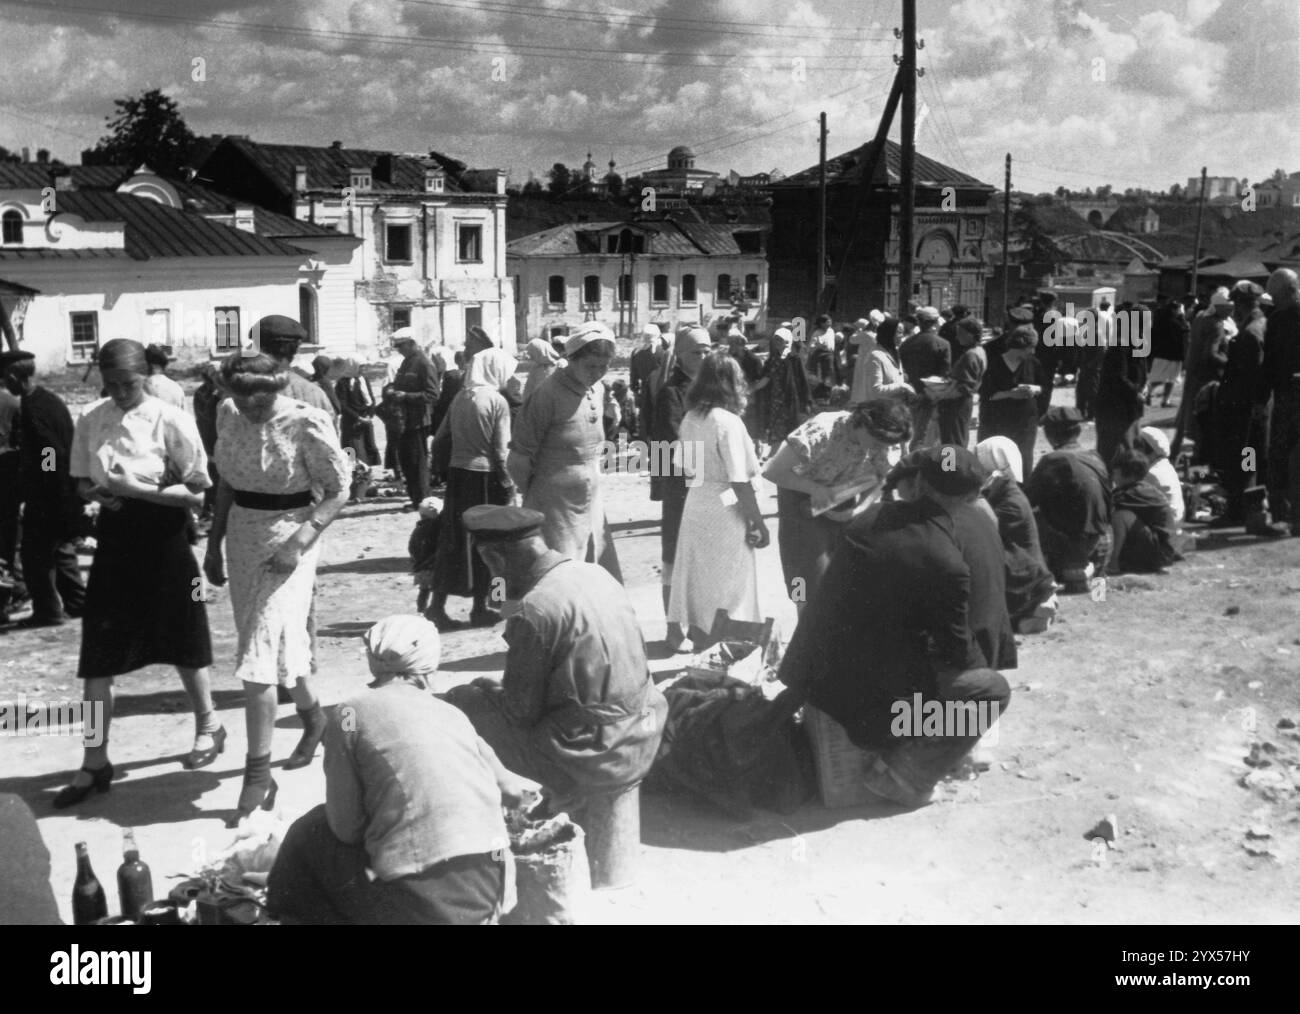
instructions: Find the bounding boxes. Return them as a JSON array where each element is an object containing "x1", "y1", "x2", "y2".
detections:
[{"x1": 802, "y1": 705, "x2": 877, "y2": 809}]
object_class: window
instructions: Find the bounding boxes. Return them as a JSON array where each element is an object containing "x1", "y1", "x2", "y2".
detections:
[
  {"x1": 744, "y1": 273, "x2": 759, "y2": 300},
  {"x1": 606, "y1": 229, "x2": 645, "y2": 254},
  {"x1": 69, "y1": 311, "x2": 98, "y2": 363},
  {"x1": 146, "y1": 308, "x2": 171, "y2": 344},
  {"x1": 391, "y1": 307, "x2": 411, "y2": 330},
  {"x1": 681, "y1": 274, "x2": 697, "y2": 303},
  {"x1": 547, "y1": 275, "x2": 566, "y2": 306},
  {"x1": 652, "y1": 274, "x2": 669, "y2": 304},
  {"x1": 299, "y1": 287, "x2": 317, "y2": 343},
  {"x1": 385, "y1": 223, "x2": 412, "y2": 262},
  {"x1": 583, "y1": 274, "x2": 601, "y2": 305},
  {"x1": 618, "y1": 274, "x2": 632, "y2": 304},
  {"x1": 214, "y1": 307, "x2": 240, "y2": 351},
  {"x1": 734, "y1": 231, "x2": 763, "y2": 254},
  {"x1": 715, "y1": 273, "x2": 732, "y2": 302},
  {"x1": 464, "y1": 305, "x2": 482, "y2": 335},
  {"x1": 1, "y1": 209, "x2": 21, "y2": 245},
  {"x1": 457, "y1": 223, "x2": 483, "y2": 262}
]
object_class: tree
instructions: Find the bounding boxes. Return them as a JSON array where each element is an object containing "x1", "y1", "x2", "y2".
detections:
[
  {"x1": 1095, "y1": 184, "x2": 1112, "y2": 200},
  {"x1": 547, "y1": 163, "x2": 573, "y2": 197},
  {"x1": 522, "y1": 178, "x2": 544, "y2": 196},
  {"x1": 0, "y1": 146, "x2": 22, "y2": 164},
  {"x1": 1270, "y1": 168, "x2": 1287, "y2": 182},
  {"x1": 1054, "y1": 186, "x2": 1070, "y2": 199},
  {"x1": 87, "y1": 88, "x2": 196, "y2": 175},
  {"x1": 1169, "y1": 182, "x2": 1182, "y2": 198},
  {"x1": 605, "y1": 172, "x2": 624, "y2": 200}
]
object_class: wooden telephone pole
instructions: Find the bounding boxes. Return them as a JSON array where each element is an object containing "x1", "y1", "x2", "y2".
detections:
[
  {"x1": 1001, "y1": 153, "x2": 1012, "y2": 319},
  {"x1": 898, "y1": 0, "x2": 918, "y2": 319},
  {"x1": 817, "y1": 112, "x2": 828, "y2": 303},
  {"x1": 1190, "y1": 165, "x2": 1208, "y2": 297}
]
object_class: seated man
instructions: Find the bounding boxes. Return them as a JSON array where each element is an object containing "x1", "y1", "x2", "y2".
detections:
[
  {"x1": 1026, "y1": 406, "x2": 1113, "y2": 591},
  {"x1": 267, "y1": 615, "x2": 534, "y2": 925},
  {"x1": 780, "y1": 447, "x2": 1011, "y2": 809},
  {"x1": 447, "y1": 506, "x2": 667, "y2": 815},
  {"x1": 1107, "y1": 448, "x2": 1180, "y2": 576}
]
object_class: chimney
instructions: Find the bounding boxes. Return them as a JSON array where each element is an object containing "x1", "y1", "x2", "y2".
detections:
[
  {"x1": 21, "y1": 146, "x2": 30, "y2": 163},
  {"x1": 233, "y1": 205, "x2": 256, "y2": 233},
  {"x1": 374, "y1": 153, "x2": 395, "y2": 185},
  {"x1": 293, "y1": 164, "x2": 307, "y2": 193},
  {"x1": 330, "y1": 140, "x2": 343, "y2": 150},
  {"x1": 495, "y1": 169, "x2": 507, "y2": 196},
  {"x1": 52, "y1": 167, "x2": 73, "y2": 191}
]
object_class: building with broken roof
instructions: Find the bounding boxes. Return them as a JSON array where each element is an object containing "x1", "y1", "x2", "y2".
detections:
[
  {"x1": 198, "y1": 136, "x2": 513, "y2": 351},
  {"x1": 767, "y1": 139, "x2": 994, "y2": 322},
  {"x1": 507, "y1": 216, "x2": 767, "y2": 341}
]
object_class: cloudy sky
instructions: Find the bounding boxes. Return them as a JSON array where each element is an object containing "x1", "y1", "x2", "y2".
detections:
[{"x1": 1, "y1": 0, "x2": 1297, "y2": 192}]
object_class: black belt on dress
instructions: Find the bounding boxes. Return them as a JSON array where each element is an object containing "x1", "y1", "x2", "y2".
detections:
[{"x1": 232, "y1": 488, "x2": 313, "y2": 511}]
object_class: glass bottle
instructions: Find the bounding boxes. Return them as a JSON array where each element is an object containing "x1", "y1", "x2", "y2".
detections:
[
  {"x1": 116, "y1": 827, "x2": 154, "y2": 922},
  {"x1": 72, "y1": 841, "x2": 108, "y2": 925}
]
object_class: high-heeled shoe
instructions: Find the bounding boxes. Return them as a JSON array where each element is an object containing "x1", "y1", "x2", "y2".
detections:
[
  {"x1": 52, "y1": 763, "x2": 114, "y2": 809},
  {"x1": 183, "y1": 725, "x2": 227, "y2": 770},
  {"x1": 283, "y1": 705, "x2": 325, "y2": 770},
  {"x1": 226, "y1": 776, "x2": 278, "y2": 828}
]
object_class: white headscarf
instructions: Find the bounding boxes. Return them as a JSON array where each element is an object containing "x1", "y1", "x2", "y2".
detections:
[
  {"x1": 976, "y1": 436, "x2": 1024, "y2": 484},
  {"x1": 1139, "y1": 426, "x2": 1170, "y2": 462},
  {"x1": 564, "y1": 320, "x2": 615, "y2": 357},
  {"x1": 364, "y1": 615, "x2": 441, "y2": 682},
  {"x1": 526, "y1": 337, "x2": 563, "y2": 366},
  {"x1": 465, "y1": 347, "x2": 517, "y2": 393}
]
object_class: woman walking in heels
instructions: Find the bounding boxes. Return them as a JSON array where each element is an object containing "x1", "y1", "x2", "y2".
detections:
[
  {"x1": 54, "y1": 339, "x2": 222, "y2": 809},
  {"x1": 204, "y1": 324, "x2": 350, "y2": 826}
]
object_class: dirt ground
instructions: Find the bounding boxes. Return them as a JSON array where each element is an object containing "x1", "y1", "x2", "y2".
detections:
[{"x1": 2, "y1": 385, "x2": 1298, "y2": 925}]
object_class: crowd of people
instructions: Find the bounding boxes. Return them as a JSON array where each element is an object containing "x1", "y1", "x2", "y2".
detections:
[{"x1": 3, "y1": 266, "x2": 1299, "y2": 923}]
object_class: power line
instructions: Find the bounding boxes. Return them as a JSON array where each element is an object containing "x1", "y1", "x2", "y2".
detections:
[
  {"x1": 400, "y1": 0, "x2": 893, "y2": 42},
  {"x1": 2, "y1": 1, "x2": 896, "y2": 69}
]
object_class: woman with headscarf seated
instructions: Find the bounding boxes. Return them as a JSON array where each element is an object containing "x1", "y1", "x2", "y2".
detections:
[
  {"x1": 1133, "y1": 426, "x2": 1184, "y2": 524},
  {"x1": 975, "y1": 437, "x2": 1057, "y2": 633},
  {"x1": 428, "y1": 349, "x2": 517, "y2": 630},
  {"x1": 266, "y1": 615, "x2": 535, "y2": 925},
  {"x1": 751, "y1": 327, "x2": 813, "y2": 452},
  {"x1": 1107, "y1": 448, "x2": 1180, "y2": 576},
  {"x1": 508, "y1": 321, "x2": 622, "y2": 581},
  {"x1": 522, "y1": 337, "x2": 565, "y2": 407},
  {"x1": 762, "y1": 398, "x2": 910, "y2": 613}
]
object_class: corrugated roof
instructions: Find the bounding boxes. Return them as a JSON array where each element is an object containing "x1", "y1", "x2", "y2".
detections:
[
  {"x1": 0, "y1": 164, "x2": 130, "y2": 189},
  {"x1": 165, "y1": 179, "x2": 344, "y2": 237},
  {"x1": 0, "y1": 248, "x2": 133, "y2": 261},
  {"x1": 508, "y1": 218, "x2": 755, "y2": 257},
  {"x1": 221, "y1": 138, "x2": 473, "y2": 197},
  {"x1": 51, "y1": 192, "x2": 309, "y2": 260},
  {"x1": 774, "y1": 139, "x2": 990, "y2": 190}
]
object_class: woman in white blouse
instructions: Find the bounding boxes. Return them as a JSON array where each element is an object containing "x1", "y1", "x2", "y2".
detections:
[{"x1": 54, "y1": 339, "x2": 219, "y2": 810}]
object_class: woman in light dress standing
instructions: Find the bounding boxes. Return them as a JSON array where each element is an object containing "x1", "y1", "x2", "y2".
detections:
[
  {"x1": 204, "y1": 348, "x2": 351, "y2": 826},
  {"x1": 668, "y1": 351, "x2": 771, "y2": 646},
  {"x1": 507, "y1": 321, "x2": 621, "y2": 580}
]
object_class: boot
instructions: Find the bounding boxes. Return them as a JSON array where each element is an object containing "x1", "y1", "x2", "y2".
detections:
[
  {"x1": 227, "y1": 754, "x2": 277, "y2": 828},
  {"x1": 284, "y1": 704, "x2": 326, "y2": 770}
]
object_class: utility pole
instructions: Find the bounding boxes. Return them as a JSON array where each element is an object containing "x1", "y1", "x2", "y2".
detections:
[
  {"x1": 1190, "y1": 165, "x2": 1208, "y2": 298},
  {"x1": 898, "y1": 0, "x2": 918, "y2": 319},
  {"x1": 1001, "y1": 153, "x2": 1012, "y2": 322},
  {"x1": 817, "y1": 111, "x2": 828, "y2": 305}
]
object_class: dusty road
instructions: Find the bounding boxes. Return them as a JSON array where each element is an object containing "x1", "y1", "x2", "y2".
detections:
[{"x1": 2, "y1": 395, "x2": 1298, "y2": 925}]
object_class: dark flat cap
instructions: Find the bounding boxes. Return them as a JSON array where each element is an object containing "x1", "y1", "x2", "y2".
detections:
[
  {"x1": 0, "y1": 350, "x2": 35, "y2": 371},
  {"x1": 918, "y1": 444, "x2": 988, "y2": 496},
  {"x1": 1042, "y1": 406, "x2": 1084, "y2": 428},
  {"x1": 462, "y1": 505, "x2": 545, "y2": 543},
  {"x1": 884, "y1": 449, "x2": 928, "y2": 490},
  {"x1": 144, "y1": 343, "x2": 173, "y2": 367},
  {"x1": 250, "y1": 315, "x2": 307, "y2": 353},
  {"x1": 1007, "y1": 306, "x2": 1034, "y2": 324}
]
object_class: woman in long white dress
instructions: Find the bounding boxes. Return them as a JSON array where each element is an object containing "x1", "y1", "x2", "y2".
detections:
[{"x1": 668, "y1": 351, "x2": 771, "y2": 645}]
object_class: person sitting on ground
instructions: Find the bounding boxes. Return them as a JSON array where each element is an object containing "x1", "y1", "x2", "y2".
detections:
[
  {"x1": 445, "y1": 505, "x2": 667, "y2": 819},
  {"x1": 1025, "y1": 406, "x2": 1112, "y2": 592},
  {"x1": 267, "y1": 614, "x2": 534, "y2": 925},
  {"x1": 1107, "y1": 448, "x2": 1180, "y2": 576},
  {"x1": 409, "y1": 496, "x2": 442, "y2": 617},
  {"x1": 1133, "y1": 426, "x2": 1185, "y2": 525},
  {"x1": 975, "y1": 436, "x2": 1057, "y2": 633}
]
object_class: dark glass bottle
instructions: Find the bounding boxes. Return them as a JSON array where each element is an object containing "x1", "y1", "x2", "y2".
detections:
[
  {"x1": 116, "y1": 828, "x2": 154, "y2": 922},
  {"x1": 72, "y1": 841, "x2": 108, "y2": 925}
]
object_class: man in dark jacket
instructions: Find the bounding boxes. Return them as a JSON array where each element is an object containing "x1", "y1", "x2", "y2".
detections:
[
  {"x1": 1260, "y1": 269, "x2": 1300, "y2": 534},
  {"x1": 447, "y1": 506, "x2": 667, "y2": 812},
  {"x1": 899, "y1": 306, "x2": 951, "y2": 450},
  {"x1": 650, "y1": 326, "x2": 711, "y2": 649},
  {"x1": 1094, "y1": 311, "x2": 1149, "y2": 467},
  {"x1": 1147, "y1": 298, "x2": 1189, "y2": 408},
  {"x1": 936, "y1": 318, "x2": 985, "y2": 447},
  {"x1": 1027, "y1": 407, "x2": 1112, "y2": 590},
  {"x1": 780, "y1": 446, "x2": 1012, "y2": 808},
  {"x1": 2, "y1": 351, "x2": 85, "y2": 627},
  {"x1": 390, "y1": 327, "x2": 440, "y2": 509}
]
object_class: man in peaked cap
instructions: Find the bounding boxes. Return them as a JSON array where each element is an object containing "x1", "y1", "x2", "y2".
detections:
[
  {"x1": 444, "y1": 505, "x2": 667, "y2": 816},
  {"x1": 247, "y1": 315, "x2": 334, "y2": 418}
]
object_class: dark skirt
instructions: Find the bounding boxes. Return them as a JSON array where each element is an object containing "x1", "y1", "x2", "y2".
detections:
[
  {"x1": 78, "y1": 498, "x2": 212, "y2": 679},
  {"x1": 432, "y1": 467, "x2": 510, "y2": 598},
  {"x1": 776, "y1": 486, "x2": 845, "y2": 605}
]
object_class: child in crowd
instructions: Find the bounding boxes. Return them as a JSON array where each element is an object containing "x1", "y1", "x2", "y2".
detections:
[
  {"x1": 1107, "y1": 449, "x2": 1180, "y2": 576},
  {"x1": 409, "y1": 496, "x2": 442, "y2": 615}
]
